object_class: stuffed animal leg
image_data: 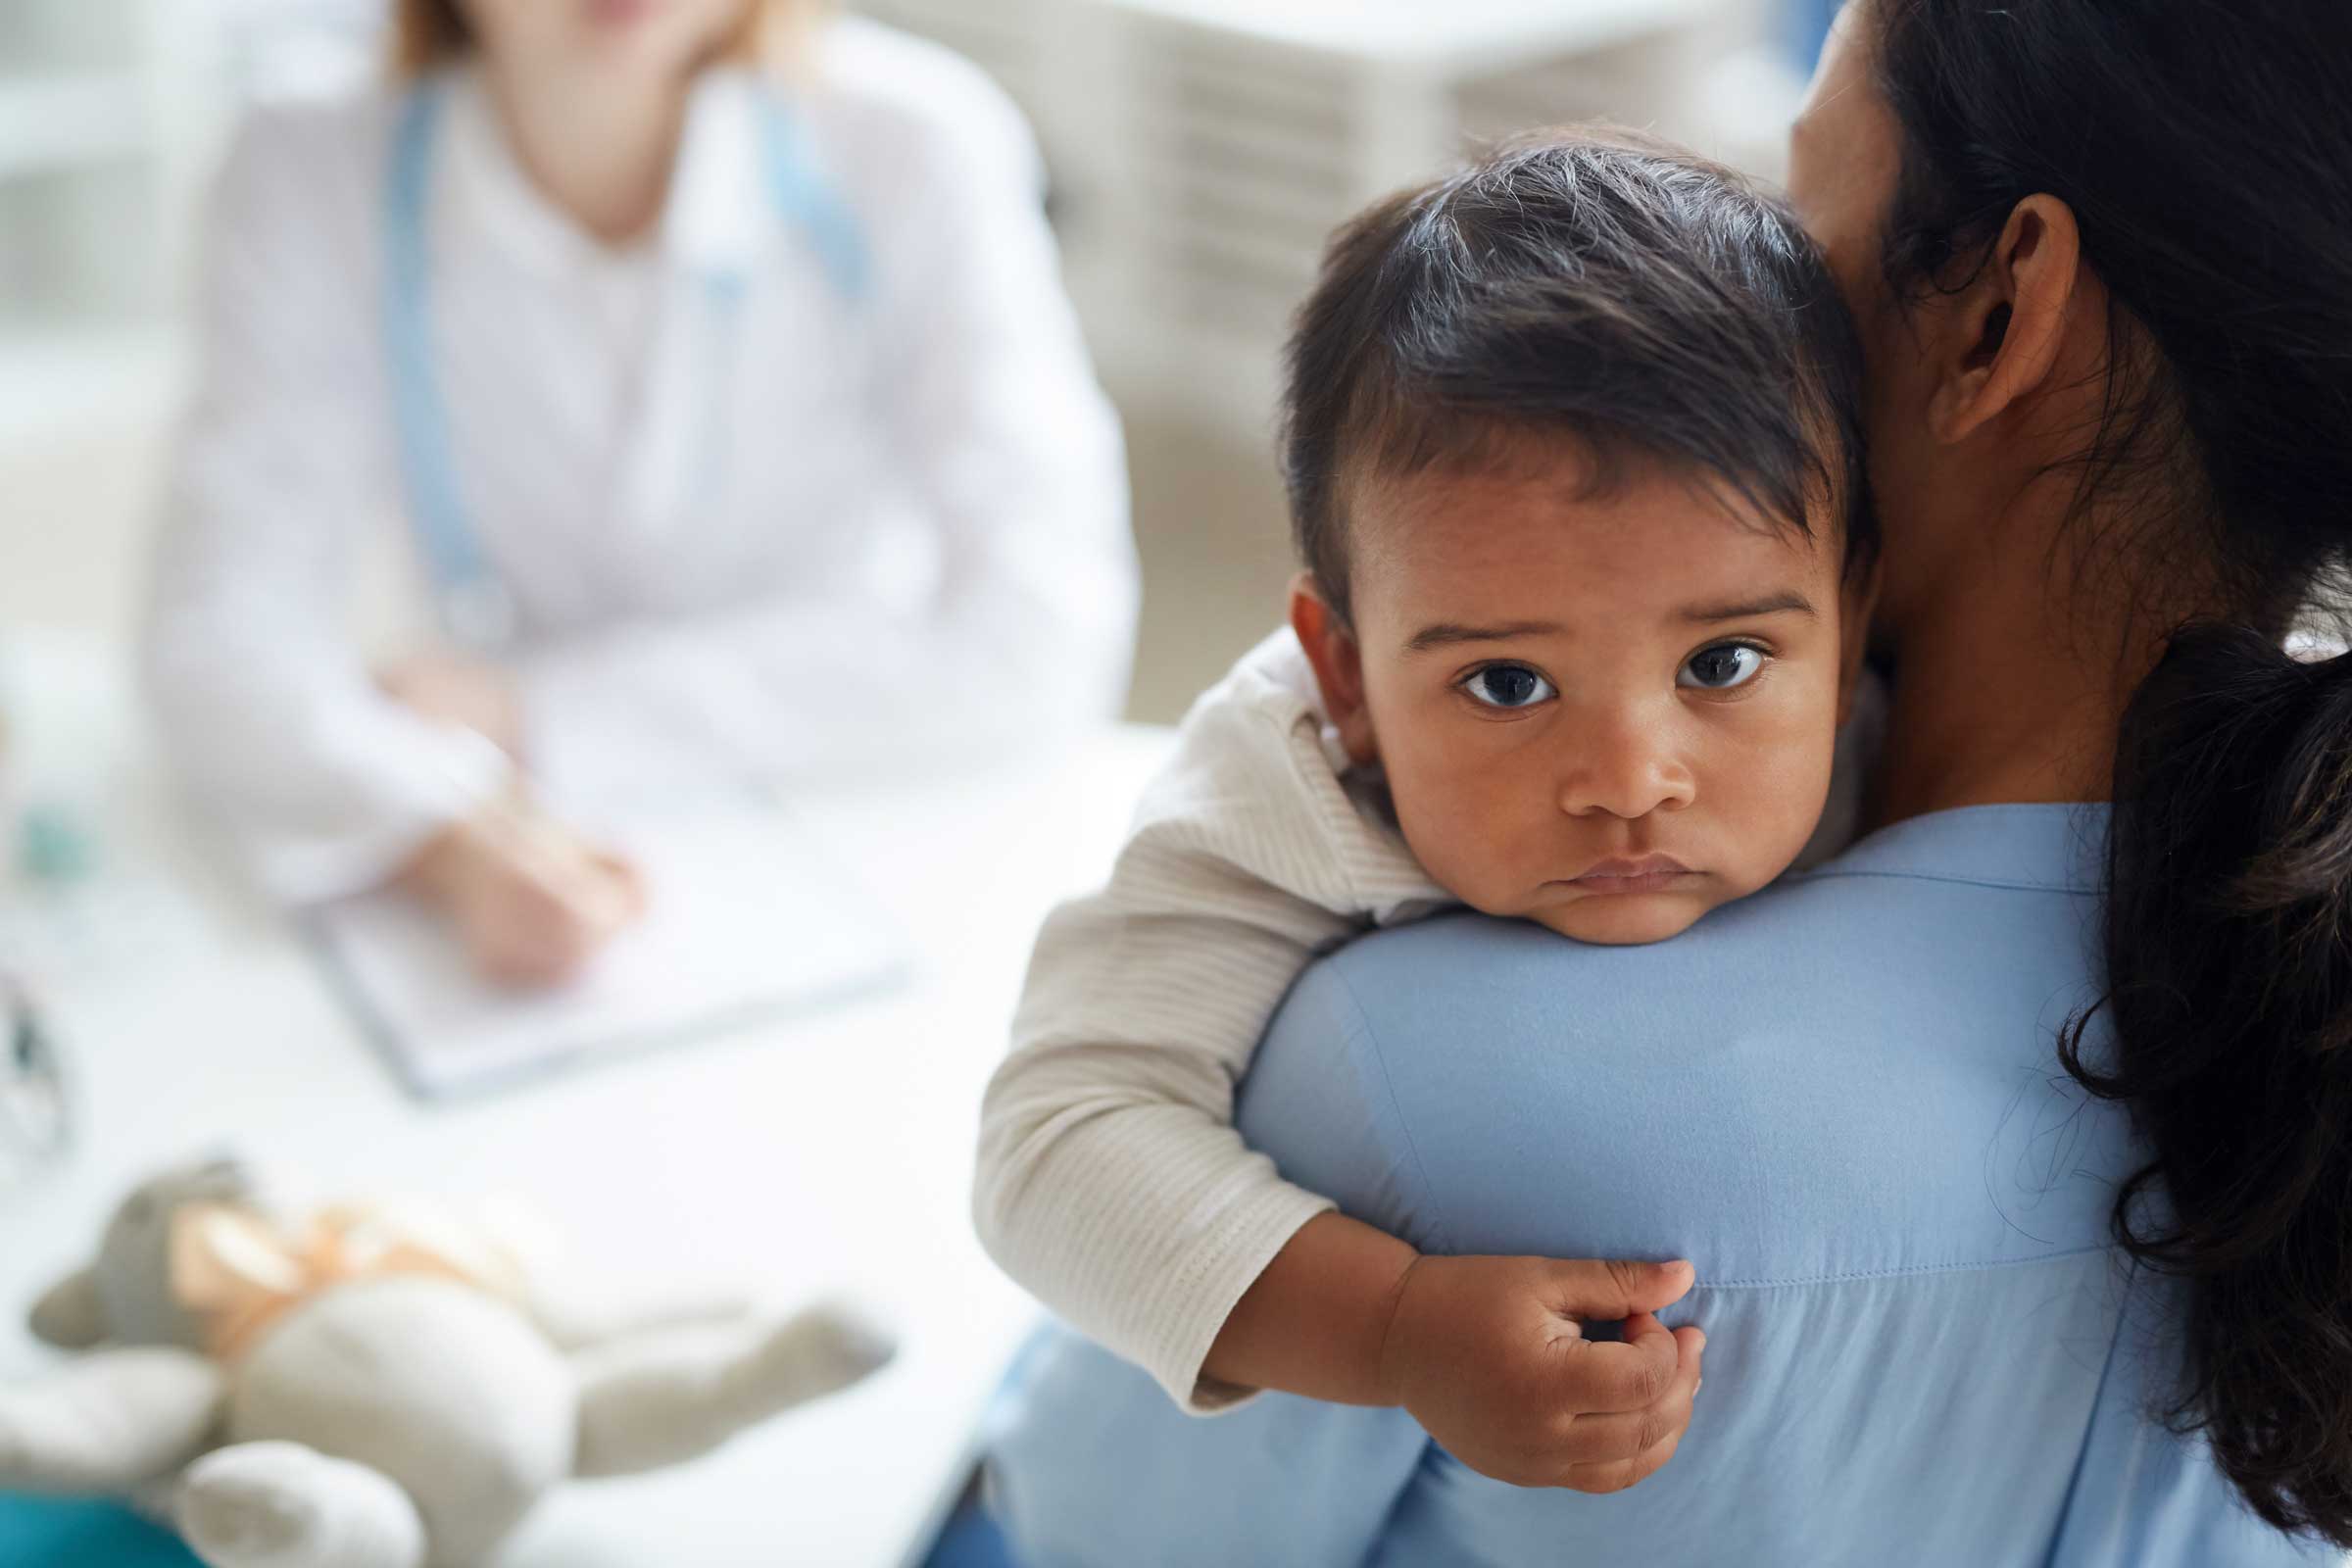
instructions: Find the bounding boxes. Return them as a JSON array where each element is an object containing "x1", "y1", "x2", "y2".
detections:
[
  {"x1": 0, "y1": 1347, "x2": 222, "y2": 1494},
  {"x1": 570, "y1": 1302, "x2": 895, "y2": 1478},
  {"x1": 176, "y1": 1442, "x2": 425, "y2": 1568}
]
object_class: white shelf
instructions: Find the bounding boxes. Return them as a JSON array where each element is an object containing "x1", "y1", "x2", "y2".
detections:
[
  {"x1": 1103, "y1": 0, "x2": 1714, "y2": 74},
  {"x1": 0, "y1": 74, "x2": 153, "y2": 181}
]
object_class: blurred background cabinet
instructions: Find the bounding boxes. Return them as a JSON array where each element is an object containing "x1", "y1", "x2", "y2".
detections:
[
  {"x1": 855, "y1": 0, "x2": 1801, "y2": 435},
  {"x1": 0, "y1": 0, "x2": 1816, "y2": 716},
  {"x1": 852, "y1": 0, "x2": 1811, "y2": 712}
]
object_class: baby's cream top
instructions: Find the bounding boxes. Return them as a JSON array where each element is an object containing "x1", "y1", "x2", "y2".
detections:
[{"x1": 978, "y1": 629, "x2": 1447, "y2": 1410}]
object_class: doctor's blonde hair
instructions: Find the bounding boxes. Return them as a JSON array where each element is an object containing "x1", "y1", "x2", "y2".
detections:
[{"x1": 391, "y1": 0, "x2": 833, "y2": 76}]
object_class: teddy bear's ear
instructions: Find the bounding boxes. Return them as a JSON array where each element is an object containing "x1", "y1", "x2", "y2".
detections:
[{"x1": 28, "y1": 1265, "x2": 104, "y2": 1348}]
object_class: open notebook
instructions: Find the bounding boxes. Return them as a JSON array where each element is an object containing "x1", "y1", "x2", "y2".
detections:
[{"x1": 310, "y1": 800, "x2": 906, "y2": 1100}]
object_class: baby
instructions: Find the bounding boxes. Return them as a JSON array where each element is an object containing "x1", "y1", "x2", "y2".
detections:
[{"x1": 977, "y1": 131, "x2": 1877, "y2": 1488}]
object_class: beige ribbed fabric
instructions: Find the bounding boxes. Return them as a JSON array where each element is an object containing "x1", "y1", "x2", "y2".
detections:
[{"x1": 975, "y1": 629, "x2": 1451, "y2": 1412}]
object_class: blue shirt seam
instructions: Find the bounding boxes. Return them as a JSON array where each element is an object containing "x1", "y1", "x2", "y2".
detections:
[
  {"x1": 1693, "y1": 1243, "x2": 2118, "y2": 1291},
  {"x1": 1321, "y1": 959, "x2": 1457, "y2": 1256},
  {"x1": 2038, "y1": 1255, "x2": 2141, "y2": 1568}
]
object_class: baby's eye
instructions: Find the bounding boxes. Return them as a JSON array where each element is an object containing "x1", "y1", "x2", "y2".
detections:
[
  {"x1": 1461, "y1": 663, "x2": 1556, "y2": 710},
  {"x1": 1679, "y1": 643, "x2": 1768, "y2": 691}
]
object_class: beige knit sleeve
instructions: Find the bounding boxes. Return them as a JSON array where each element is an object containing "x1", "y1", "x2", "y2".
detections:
[{"x1": 973, "y1": 634, "x2": 1443, "y2": 1412}]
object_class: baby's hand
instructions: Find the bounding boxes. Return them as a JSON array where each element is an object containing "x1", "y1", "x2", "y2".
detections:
[{"x1": 1377, "y1": 1255, "x2": 1703, "y2": 1492}]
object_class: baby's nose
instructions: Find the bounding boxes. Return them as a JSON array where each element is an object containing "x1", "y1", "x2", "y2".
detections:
[{"x1": 1555, "y1": 711, "x2": 1696, "y2": 819}]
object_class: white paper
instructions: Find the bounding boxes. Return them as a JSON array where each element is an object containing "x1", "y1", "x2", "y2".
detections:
[{"x1": 311, "y1": 802, "x2": 905, "y2": 1099}]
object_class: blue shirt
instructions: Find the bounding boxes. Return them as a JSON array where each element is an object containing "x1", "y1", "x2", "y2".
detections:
[{"x1": 982, "y1": 805, "x2": 2335, "y2": 1567}]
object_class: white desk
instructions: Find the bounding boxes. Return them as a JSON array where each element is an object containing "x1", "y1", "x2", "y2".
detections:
[{"x1": 0, "y1": 639, "x2": 1172, "y2": 1567}]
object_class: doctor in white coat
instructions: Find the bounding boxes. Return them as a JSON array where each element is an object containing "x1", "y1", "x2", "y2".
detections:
[{"x1": 145, "y1": 0, "x2": 1138, "y2": 984}]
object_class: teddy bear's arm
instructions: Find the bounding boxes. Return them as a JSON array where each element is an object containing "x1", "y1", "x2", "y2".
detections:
[
  {"x1": 0, "y1": 1346, "x2": 225, "y2": 1494},
  {"x1": 569, "y1": 1301, "x2": 895, "y2": 1477}
]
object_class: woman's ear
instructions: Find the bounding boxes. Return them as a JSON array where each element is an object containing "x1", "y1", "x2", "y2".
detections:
[
  {"x1": 1836, "y1": 557, "x2": 1884, "y2": 729},
  {"x1": 1289, "y1": 575, "x2": 1379, "y2": 766},
  {"x1": 1928, "y1": 193, "x2": 2084, "y2": 446}
]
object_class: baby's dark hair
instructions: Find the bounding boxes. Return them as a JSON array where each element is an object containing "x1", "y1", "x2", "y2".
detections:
[{"x1": 1282, "y1": 129, "x2": 1872, "y2": 626}]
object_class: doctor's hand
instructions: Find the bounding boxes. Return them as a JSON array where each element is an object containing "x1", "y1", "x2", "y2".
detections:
[
  {"x1": 397, "y1": 799, "x2": 646, "y2": 988},
  {"x1": 1378, "y1": 1254, "x2": 1705, "y2": 1493},
  {"x1": 378, "y1": 653, "x2": 525, "y2": 762}
]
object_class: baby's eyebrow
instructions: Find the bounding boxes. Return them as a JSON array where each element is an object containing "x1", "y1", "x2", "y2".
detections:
[
  {"x1": 1402, "y1": 619, "x2": 1564, "y2": 654},
  {"x1": 1678, "y1": 590, "x2": 1817, "y2": 623}
]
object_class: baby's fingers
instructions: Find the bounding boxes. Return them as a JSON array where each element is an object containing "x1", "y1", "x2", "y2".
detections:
[
  {"x1": 1551, "y1": 1309, "x2": 1698, "y2": 1415},
  {"x1": 1561, "y1": 1421, "x2": 1687, "y2": 1494},
  {"x1": 1551, "y1": 1323, "x2": 1704, "y2": 1486}
]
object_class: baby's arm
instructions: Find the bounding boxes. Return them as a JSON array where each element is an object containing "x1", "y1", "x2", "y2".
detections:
[
  {"x1": 976, "y1": 640, "x2": 1396, "y2": 1412},
  {"x1": 979, "y1": 633, "x2": 1708, "y2": 1488}
]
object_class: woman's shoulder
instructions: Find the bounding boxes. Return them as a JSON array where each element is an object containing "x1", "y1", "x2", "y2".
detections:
[
  {"x1": 1307, "y1": 805, "x2": 2112, "y2": 1070},
  {"x1": 1244, "y1": 804, "x2": 2128, "y2": 1270},
  {"x1": 218, "y1": 78, "x2": 405, "y2": 187},
  {"x1": 200, "y1": 81, "x2": 403, "y2": 260}
]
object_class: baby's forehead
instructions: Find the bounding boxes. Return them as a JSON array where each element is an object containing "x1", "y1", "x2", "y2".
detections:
[{"x1": 1348, "y1": 451, "x2": 1839, "y2": 628}]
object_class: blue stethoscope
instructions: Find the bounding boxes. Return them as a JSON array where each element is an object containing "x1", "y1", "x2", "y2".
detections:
[{"x1": 382, "y1": 74, "x2": 868, "y2": 650}]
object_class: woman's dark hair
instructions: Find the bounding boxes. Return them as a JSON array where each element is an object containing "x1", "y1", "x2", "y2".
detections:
[
  {"x1": 1280, "y1": 130, "x2": 1871, "y2": 628},
  {"x1": 1873, "y1": 0, "x2": 2352, "y2": 1541}
]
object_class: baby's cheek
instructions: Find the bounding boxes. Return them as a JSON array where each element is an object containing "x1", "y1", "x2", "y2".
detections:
[
  {"x1": 1393, "y1": 806, "x2": 1499, "y2": 910},
  {"x1": 1715, "y1": 720, "x2": 1840, "y2": 890},
  {"x1": 1387, "y1": 765, "x2": 1530, "y2": 911}
]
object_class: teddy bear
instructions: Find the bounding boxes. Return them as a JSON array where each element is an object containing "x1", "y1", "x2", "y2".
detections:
[{"x1": 0, "y1": 1155, "x2": 895, "y2": 1567}]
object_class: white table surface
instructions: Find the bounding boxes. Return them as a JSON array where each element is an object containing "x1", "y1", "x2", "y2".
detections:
[{"x1": 0, "y1": 638, "x2": 1172, "y2": 1568}]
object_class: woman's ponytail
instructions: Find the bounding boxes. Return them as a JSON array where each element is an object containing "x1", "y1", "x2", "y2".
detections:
[
  {"x1": 2063, "y1": 622, "x2": 2352, "y2": 1539},
  {"x1": 1874, "y1": 0, "x2": 2352, "y2": 1537}
]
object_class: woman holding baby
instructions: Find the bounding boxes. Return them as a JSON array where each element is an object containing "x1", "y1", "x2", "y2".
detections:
[{"x1": 962, "y1": 1, "x2": 2352, "y2": 1563}]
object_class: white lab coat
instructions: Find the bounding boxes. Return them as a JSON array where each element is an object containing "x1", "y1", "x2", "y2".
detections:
[{"x1": 146, "y1": 21, "x2": 1138, "y2": 903}]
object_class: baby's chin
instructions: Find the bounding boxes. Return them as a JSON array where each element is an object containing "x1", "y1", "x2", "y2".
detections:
[{"x1": 1527, "y1": 891, "x2": 1718, "y2": 947}]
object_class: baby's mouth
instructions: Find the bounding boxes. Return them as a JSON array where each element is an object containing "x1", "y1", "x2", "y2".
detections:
[{"x1": 1559, "y1": 855, "x2": 1693, "y2": 894}]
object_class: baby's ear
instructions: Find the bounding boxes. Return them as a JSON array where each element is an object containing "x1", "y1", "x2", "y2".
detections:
[
  {"x1": 1289, "y1": 576, "x2": 1379, "y2": 766},
  {"x1": 29, "y1": 1265, "x2": 105, "y2": 1348}
]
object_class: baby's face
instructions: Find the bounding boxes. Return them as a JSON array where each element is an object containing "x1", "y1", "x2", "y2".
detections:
[{"x1": 1314, "y1": 451, "x2": 1858, "y2": 946}]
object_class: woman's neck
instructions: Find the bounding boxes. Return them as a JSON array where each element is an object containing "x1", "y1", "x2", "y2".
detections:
[
  {"x1": 1875, "y1": 610, "x2": 2115, "y2": 826},
  {"x1": 480, "y1": 54, "x2": 691, "y2": 247},
  {"x1": 1872, "y1": 485, "x2": 2176, "y2": 827}
]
